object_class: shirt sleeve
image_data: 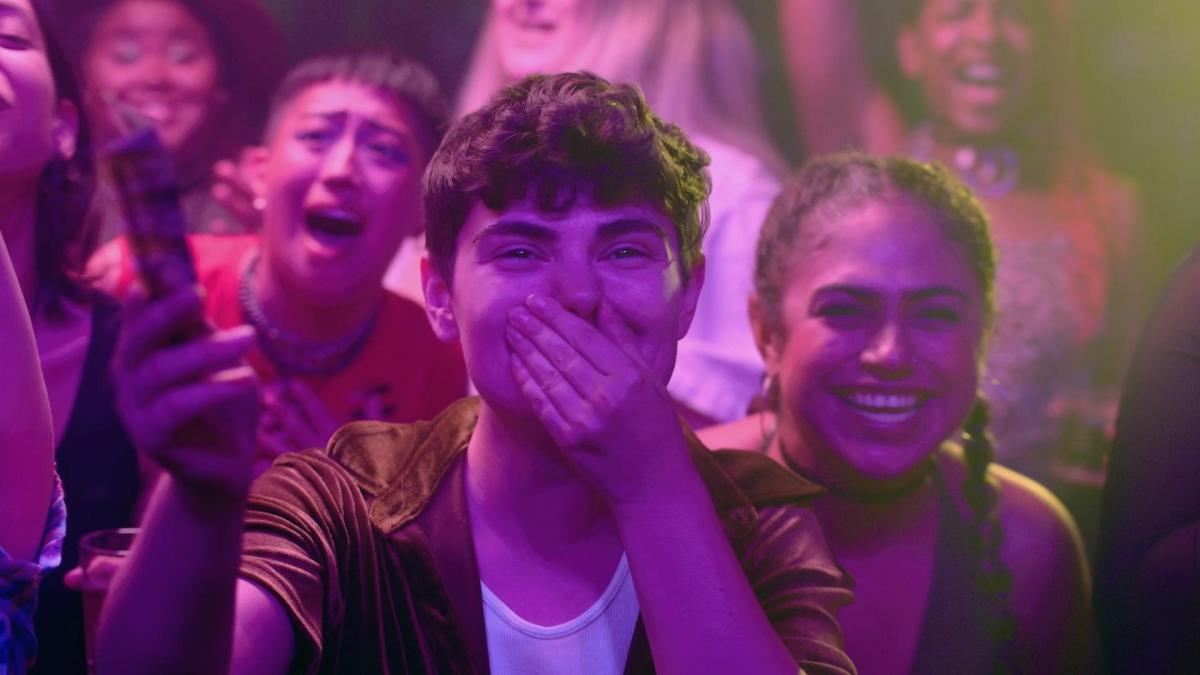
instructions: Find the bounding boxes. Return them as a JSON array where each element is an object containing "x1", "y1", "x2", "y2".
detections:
[
  {"x1": 739, "y1": 505, "x2": 857, "y2": 675},
  {"x1": 0, "y1": 474, "x2": 66, "y2": 672},
  {"x1": 238, "y1": 451, "x2": 375, "y2": 674}
]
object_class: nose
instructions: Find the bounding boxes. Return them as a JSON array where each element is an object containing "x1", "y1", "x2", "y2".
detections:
[
  {"x1": 966, "y1": 4, "x2": 1001, "y2": 43},
  {"x1": 318, "y1": 135, "x2": 360, "y2": 190},
  {"x1": 553, "y1": 263, "x2": 601, "y2": 323},
  {"x1": 134, "y1": 53, "x2": 171, "y2": 88},
  {"x1": 860, "y1": 320, "x2": 914, "y2": 378}
]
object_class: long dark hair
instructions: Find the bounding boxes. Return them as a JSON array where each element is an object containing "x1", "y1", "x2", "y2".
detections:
[{"x1": 32, "y1": 0, "x2": 96, "y2": 319}]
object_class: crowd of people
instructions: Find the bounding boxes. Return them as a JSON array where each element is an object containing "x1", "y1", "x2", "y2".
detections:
[{"x1": 0, "y1": 0, "x2": 1194, "y2": 673}]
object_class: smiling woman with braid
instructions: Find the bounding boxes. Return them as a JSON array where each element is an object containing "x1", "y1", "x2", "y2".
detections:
[{"x1": 701, "y1": 153, "x2": 1096, "y2": 673}]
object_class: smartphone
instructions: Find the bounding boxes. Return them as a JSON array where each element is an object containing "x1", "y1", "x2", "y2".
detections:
[{"x1": 107, "y1": 123, "x2": 198, "y2": 298}]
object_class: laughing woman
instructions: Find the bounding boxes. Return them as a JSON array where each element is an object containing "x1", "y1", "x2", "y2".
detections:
[
  {"x1": 701, "y1": 154, "x2": 1096, "y2": 673},
  {"x1": 93, "y1": 51, "x2": 467, "y2": 463},
  {"x1": 781, "y1": 0, "x2": 1141, "y2": 482},
  {"x1": 67, "y1": 0, "x2": 286, "y2": 240}
]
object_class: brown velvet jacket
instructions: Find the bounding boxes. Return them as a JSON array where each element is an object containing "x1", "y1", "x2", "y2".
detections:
[{"x1": 240, "y1": 398, "x2": 856, "y2": 674}]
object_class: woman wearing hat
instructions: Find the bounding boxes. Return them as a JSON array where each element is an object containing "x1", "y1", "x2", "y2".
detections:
[{"x1": 65, "y1": 0, "x2": 286, "y2": 243}]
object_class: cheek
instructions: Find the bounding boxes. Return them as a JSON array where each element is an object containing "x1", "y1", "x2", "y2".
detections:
[
  {"x1": 264, "y1": 152, "x2": 316, "y2": 203},
  {"x1": 175, "y1": 61, "x2": 219, "y2": 97},
  {"x1": 84, "y1": 58, "x2": 125, "y2": 92}
]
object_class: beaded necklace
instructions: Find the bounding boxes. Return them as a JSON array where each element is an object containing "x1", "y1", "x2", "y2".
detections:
[{"x1": 238, "y1": 251, "x2": 378, "y2": 376}]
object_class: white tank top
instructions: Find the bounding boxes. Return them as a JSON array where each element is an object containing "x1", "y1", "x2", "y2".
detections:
[{"x1": 481, "y1": 554, "x2": 640, "y2": 674}]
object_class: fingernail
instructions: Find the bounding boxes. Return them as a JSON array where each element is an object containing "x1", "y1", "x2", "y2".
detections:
[
  {"x1": 526, "y1": 294, "x2": 548, "y2": 311},
  {"x1": 509, "y1": 306, "x2": 531, "y2": 327}
]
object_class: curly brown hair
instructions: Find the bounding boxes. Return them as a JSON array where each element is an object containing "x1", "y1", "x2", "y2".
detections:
[{"x1": 423, "y1": 71, "x2": 711, "y2": 284}]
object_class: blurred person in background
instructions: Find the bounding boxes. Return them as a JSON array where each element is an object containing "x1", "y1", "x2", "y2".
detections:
[
  {"x1": 781, "y1": 0, "x2": 1142, "y2": 487},
  {"x1": 702, "y1": 153, "x2": 1095, "y2": 673},
  {"x1": 59, "y1": 0, "x2": 285, "y2": 243},
  {"x1": 0, "y1": 1, "x2": 145, "y2": 672},
  {"x1": 392, "y1": 0, "x2": 786, "y2": 427},
  {"x1": 93, "y1": 50, "x2": 467, "y2": 468}
]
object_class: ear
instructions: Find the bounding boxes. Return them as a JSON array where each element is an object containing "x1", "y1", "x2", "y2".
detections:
[
  {"x1": 748, "y1": 294, "x2": 781, "y2": 375},
  {"x1": 674, "y1": 254, "x2": 705, "y2": 340},
  {"x1": 52, "y1": 99, "x2": 80, "y2": 161},
  {"x1": 896, "y1": 23, "x2": 923, "y2": 80},
  {"x1": 242, "y1": 146, "x2": 269, "y2": 201},
  {"x1": 421, "y1": 254, "x2": 460, "y2": 342}
]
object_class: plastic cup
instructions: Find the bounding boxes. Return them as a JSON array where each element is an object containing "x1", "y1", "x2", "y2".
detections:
[{"x1": 77, "y1": 528, "x2": 138, "y2": 674}]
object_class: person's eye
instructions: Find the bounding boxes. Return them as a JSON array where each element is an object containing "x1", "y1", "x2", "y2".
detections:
[
  {"x1": 296, "y1": 128, "x2": 334, "y2": 146},
  {"x1": 367, "y1": 142, "x2": 410, "y2": 166},
  {"x1": 110, "y1": 39, "x2": 142, "y2": 64},
  {"x1": 816, "y1": 302, "x2": 867, "y2": 318},
  {"x1": 0, "y1": 32, "x2": 31, "y2": 50},
  {"x1": 915, "y1": 305, "x2": 962, "y2": 326},
  {"x1": 166, "y1": 40, "x2": 199, "y2": 65},
  {"x1": 490, "y1": 245, "x2": 547, "y2": 267},
  {"x1": 606, "y1": 244, "x2": 651, "y2": 262},
  {"x1": 0, "y1": 18, "x2": 33, "y2": 50}
]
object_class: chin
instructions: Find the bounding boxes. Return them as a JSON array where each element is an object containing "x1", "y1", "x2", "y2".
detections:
[
  {"x1": 840, "y1": 442, "x2": 934, "y2": 482},
  {"x1": 950, "y1": 111, "x2": 1014, "y2": 141}
]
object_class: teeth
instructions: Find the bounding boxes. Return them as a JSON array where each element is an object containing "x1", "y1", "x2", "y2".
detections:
[
  {"x1": 860, "y1": 409, "x2": 917, "y2": 424},
  {"x1": 962, "y1": 63, "x2": 1002, "y2": 84},
  {"x1": 849, "y1": 392, "x2": 918, "y2": 411}
]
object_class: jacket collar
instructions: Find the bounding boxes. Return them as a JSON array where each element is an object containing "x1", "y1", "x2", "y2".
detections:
[{"x1": 328, "y1": 396, "x2": 824, "y2": 673}]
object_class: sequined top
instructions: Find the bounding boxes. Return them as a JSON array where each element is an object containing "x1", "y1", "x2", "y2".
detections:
[
  {"x1": 982, "y1": 232, "x2": 1091, "y2": 472},
  {"x1": 0, "y1": 476, "x2": 66, "y2": 675}
]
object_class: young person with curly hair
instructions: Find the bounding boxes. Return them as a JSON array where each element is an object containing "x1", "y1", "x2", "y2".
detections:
[
  {"x1": 701, "y1": 153, "x2": 1095, "y2": 673},
  {"x1": 383, "y1": 0, "x2": 787, "y2": 429},
  {"x1": 96, "y1": 71, "x2": 856, "y2": 674}
]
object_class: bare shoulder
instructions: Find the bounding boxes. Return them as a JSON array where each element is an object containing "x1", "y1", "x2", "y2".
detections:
[
  {"x1": 938, "y1": 449, "x2": 1094, "y2": 667},
  {"x1": 938, "y1": 450, "x2": 1088, "y2": 611},
  {"x1": 989, "y1": 464, "x2": 1088, "y2": 587},
  {"x1": 697, "y1": 412, "x2": 773, "y2": 452}
]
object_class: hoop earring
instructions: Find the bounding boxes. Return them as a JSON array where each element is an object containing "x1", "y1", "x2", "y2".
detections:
[{"x1": 757, "y1": 372, "x2": 779, "y2": 446}]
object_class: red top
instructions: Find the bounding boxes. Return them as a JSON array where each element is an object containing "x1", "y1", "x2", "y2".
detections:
[{"x1": 101, "y1": 234, "x2": 467, "y2": 425}]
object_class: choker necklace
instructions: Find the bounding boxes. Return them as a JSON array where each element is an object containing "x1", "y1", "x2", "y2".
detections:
[
  {"x1": 238, "y1": 251, "x2": 378, "y2": 376},
  {"x1": 907, "y1": 122, "x2": 1020, "y2": 199},
  {"x1": 777, "y1": 437, "x2": 935, "y2": 504}
]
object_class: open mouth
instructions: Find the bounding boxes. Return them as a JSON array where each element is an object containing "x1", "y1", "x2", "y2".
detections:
[
  {"x1": 956, "y1": 61, "x2": 1011, "y2": 88},
  {"x1": 841, "y1": 390, "x2": 925, "y2": 424},
  {"x1": 304, "y1": 208, "x2": 365, "y2": 247}
]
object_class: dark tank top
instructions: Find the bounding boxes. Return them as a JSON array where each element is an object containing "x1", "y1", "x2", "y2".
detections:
[
  {"x1": 908, "y1": 463, "x2": 1015, "y2": 674},
  {"x1": 32, "y1": 297, "x2": 141, "y2": 674}
]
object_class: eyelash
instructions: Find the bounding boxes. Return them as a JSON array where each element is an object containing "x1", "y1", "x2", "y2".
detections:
[
  {"x1": 816, "y1": 303, "x2": 867, "y2": 318},
  {"x1": 0, "y1": 32, "x2": 31, "y2": 50}
]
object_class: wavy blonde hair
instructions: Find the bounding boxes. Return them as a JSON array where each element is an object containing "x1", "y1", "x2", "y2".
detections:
[{"x1": 457, "y1": 0, "x2": 783, "y2": 173}]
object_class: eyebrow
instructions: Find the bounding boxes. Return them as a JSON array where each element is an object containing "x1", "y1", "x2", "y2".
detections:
[
  {"x1": 0, "y1": 3, "x2": 35, "y2": 32},
  {"x1": 471, "y1": 220, "x2": 560, "y2": 245},
  {"x1": 907, "y1": 286, "x2": 968, "y2": 302},
  {"x1": 472, "y1": 216, "x2": 670, "y2": 247},
  {"x1": 595, "y1": 217, "x2": 669, "y2": 242},
  {"x1": 816, "y1": 284, "x2": 968, "y2": 302},
  {"x1": 298, "y1": 112, "x2": 407, "y2": 138}
]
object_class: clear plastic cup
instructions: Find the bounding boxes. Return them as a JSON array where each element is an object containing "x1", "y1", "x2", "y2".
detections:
[{"x1": 77, "y1": 528, "x2": 138, "y2": 674}]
